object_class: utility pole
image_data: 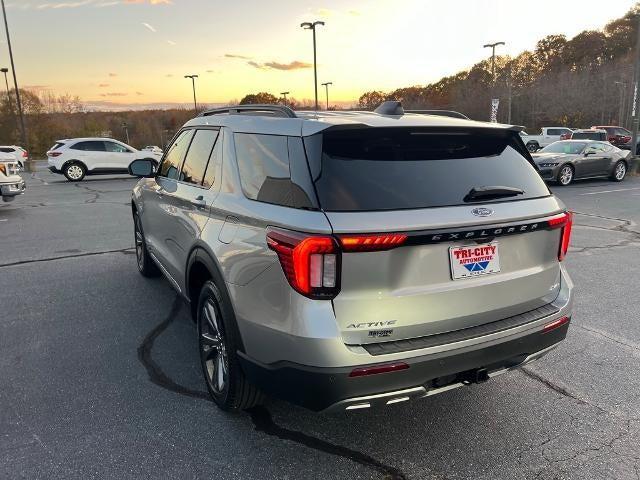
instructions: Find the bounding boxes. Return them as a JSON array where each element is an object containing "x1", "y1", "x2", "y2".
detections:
[
  {"x1": 484, "y1": 41, "x2": 505, "y2": 122},
  {"x1": 631, "y1": 15, "x2": 640, "y2": 164},
  {"x1": 184, "y1": 74, "x2": 198, "y2": 114},
  {"x1": 280, "y1": 91, "x2": 289, "y2": 107},
  {"x1": 301, "y1": 21, "x2": 325, "y2": 111},
  {"x1": 1, "y1": 0, "x2": 31, "y2": 172},
  {"x1": 321, "y1": 81, "x2": 332, "y2": 110}
]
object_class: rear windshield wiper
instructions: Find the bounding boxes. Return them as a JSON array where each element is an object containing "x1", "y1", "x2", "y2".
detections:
[{"x1": 464, "y1": 186, "x2": 524, "y2": 203}]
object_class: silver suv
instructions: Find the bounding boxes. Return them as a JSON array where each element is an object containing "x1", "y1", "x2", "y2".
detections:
[{"x1": 129, "y1": 102, "x2": 574, "y2": 412}]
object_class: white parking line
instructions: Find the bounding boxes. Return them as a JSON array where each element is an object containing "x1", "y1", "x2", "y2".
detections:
[
  {"x1": 0, "y1": 219, "x2": 7, "y2": 222},
  {"x1": 579, "y1": 187, "x2": 640, "y2": 196}
]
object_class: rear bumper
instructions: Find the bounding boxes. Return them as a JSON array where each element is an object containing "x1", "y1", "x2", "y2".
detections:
[
  {"x1": 238, "y1": 320, "x2": 569, "y2": 411},
  {"x1": 1, "y1": 178, "x2": 25, "y2": 200}
]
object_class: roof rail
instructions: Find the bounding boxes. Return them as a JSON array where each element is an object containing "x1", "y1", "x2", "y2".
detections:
[
  {"x1": 374, "y1": 100, "x2": 404, "y2": 116},
  {"x1": 199, "y1": 104, "x2": 297, "y2": 118},
  {"x1": 406, "y1": 109, "x2": 470, "y2": 120}
]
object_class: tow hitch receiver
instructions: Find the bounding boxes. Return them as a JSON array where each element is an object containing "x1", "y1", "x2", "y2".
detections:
[{"x1": 461, "y1": 368, "x2": 490, "y2": 385}]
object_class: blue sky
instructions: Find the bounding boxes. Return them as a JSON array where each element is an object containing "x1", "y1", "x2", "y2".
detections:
[{"x1": 2, "y1": 0, "x2": 636, "y2": 107}]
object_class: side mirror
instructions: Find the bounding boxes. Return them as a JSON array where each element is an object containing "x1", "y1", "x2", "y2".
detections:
[{"x1": 129, "y1": 158, "x2": 157, "y2": 177}]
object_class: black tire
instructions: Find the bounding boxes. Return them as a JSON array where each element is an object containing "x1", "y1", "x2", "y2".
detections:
[
  {"x1": 556, "y1": 164, "x2": 574, "y2": 186},
  {"x1": 63, "y1": 161, "x2": 86, "y2": 182},
  {"x1": 197, "y1": 280, "x2": 262, "y2": 412},
  {"x1": 133, "y1": 212, "x2": 160, "y2": 277},
  {"x1": 526, "y1": 142, "x2": 539, "y2": 153},
  {"x1": 610, "y1": 160, "x2": 627, "y2": 182}
]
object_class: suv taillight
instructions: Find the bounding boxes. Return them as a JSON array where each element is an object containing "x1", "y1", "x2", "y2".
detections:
[
  {"x1": 48, "y1": 151, "x2": 62, "y2": 157},
  {"x1": 267, "y1": 228, "x2": 340, "y2": 299},
  {"x1": 267, "y1": 229, "x2": 409, "y2": 299},
  {"x1": 548, "y1": 212, "x2": 573, "y2": 261},
  {"x1": 21, "y1": 150, "x2": 27, "y2": 158}
]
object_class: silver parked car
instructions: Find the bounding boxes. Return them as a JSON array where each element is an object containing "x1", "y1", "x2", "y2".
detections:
[
  {"x1": 533, "y1": 140, "x2": 629, "y2": 186},
  {"x1": 129, "y1": 102, "x2": 574, "y2": 412}
]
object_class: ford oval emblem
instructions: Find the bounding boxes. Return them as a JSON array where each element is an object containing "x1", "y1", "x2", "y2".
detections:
[{"x1": 471, "y1": 207, "x2": 494, "y2": 217}]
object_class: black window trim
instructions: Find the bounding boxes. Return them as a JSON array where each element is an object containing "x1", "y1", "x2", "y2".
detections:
[{"x1": 157, "y1": 126, "x2": 221, "y2": 190}]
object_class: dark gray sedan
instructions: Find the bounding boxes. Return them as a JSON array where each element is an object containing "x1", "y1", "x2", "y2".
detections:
[{"x1": 532, "y1": 140, "x2": 630, "y2": 186}]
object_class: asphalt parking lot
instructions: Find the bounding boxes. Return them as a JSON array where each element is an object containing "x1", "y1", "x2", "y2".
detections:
[{"x1": 2, "y1": 165, "x2": 640, "y2": 480}]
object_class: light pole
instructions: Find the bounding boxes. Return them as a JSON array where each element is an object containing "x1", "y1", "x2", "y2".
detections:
[
  {"x1": 184, "y1": 74, "x2": 198, "y2": 114},
  {"x1": 321, "y1": 81, "x2": 332, "y2": 110},
  {"x1": 1, "y1": 66, "x2": 16, "y2": 134},
  {"x1": 280, "y1": 91, "x2": 290, "y2": 107},
  {"x1": 484, "y1": 41, "x2": 505, "y2": 122},
  {"x1": 615, "y1": 81, "x2": 627, "y2": 126},
  {"x1": 1, "y1": 0, "x2": 31, "y2": 172},
  {"x1": 300, "y1": 20, "x2": 325, "y2": 111},
  {"x1": 121, "y1": 122, "x2": 130, "y2": 145},
  {"x1": 631, "y1": 14, "x2": 640, "y2": 163}
]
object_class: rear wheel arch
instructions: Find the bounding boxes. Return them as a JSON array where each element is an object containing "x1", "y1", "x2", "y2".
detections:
[
  {"x1": 186, "y1": 246, "x2": 246, "y2": 352},
  {"x1": 62, "y1": 159, "x2": 88, "y2": 171}
]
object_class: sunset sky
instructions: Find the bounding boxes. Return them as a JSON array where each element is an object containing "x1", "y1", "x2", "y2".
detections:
[{"x1": 2, "y1": 0, "x2": 636, "y2": 109}]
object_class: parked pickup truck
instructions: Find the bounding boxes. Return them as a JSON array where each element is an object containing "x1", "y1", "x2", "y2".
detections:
[
  {"x1": 0, "y1": 152, "x2": 25, "y2": 202},
  {"x1": 520, "y1": 127, "x2": 574, "y2": 152}
]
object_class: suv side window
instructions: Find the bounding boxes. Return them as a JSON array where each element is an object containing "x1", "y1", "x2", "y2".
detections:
[
  {"x1": 71, "y1": 141, "x2": 106, "y2": 152},
  {"x1": 179, "y1": 129, "x2": 219, "y2": 186},
  {"x1": 546, "y1": 129, "x2": 561, "y2": 136},
  {"x1": 159, "y1": 130, "x2": 194, "y2": 180},
  {"x1": 235, "y1": 133, "x2": 292, "y2": 205},
  {"x1": 104, "y1": 141, "x2": 131, "y2": 153}
]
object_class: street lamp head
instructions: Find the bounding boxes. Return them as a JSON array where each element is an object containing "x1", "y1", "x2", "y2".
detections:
[
  {"x1": 0, "y1": 68, "x2": 7, "y2": 73},
  {"x1": 321, "y1": 82, "x2": 332, "y2": 87},
  {"x1": 280, "y1": 91, "x2": 290, "y2": 95},
  {"x1": 301, "y1": 21, "x2": 324, "y2": 29},
  {"x1": 184, "y1": 74, "x2": 198, "y2": 79}
]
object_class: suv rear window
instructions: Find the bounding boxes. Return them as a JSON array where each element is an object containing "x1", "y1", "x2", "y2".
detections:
[{"x1": 304, "y1": 127, "x2": 550, "y2": 212}]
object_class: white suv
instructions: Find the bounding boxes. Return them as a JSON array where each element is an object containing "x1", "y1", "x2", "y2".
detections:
[
  {"x1": 0, "y1": 145, "x2": 28, "y2": 169},
  {"x1": 47, "y1": 138, "x2": 161, "y2": 182}
]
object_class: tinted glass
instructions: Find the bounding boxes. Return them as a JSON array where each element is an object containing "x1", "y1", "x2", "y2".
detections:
[
  {"x1": 104, "y1": 141, "x2": 130, "y2": 153},
  {"x1": 235, "y1": 133, "x2": 292, "y2": 203},
  {"x1": 306, "y1": 128, "x2": 550, "y2": 212},
  {"x1": 71, "y1": 141, "x2": 106, "y2": 151},
  {"x1": 546, "y1": 129, "x2": 562, "y2": 136},
  {"x1": 179, "y1": 129, "x2": 219, "y2": 186},
  {"x1": 159, "y1": 130, "x2": 193, "y2": 179},
  {"x1": 541, "y1": 142, "x2": 587, "y2": 154},
  {"x1": 571, "y1": 132, "x2": 602, "y2": 140},
  {"x1": 0, "y1": 147, "x2": 15, "y2": 153}
]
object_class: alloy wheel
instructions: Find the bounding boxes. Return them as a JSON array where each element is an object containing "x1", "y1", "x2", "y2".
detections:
[
  {"x1": 66, "y1": 165, "x2": 83, "y2": 180},
  {"x1": 200, "y1": 299, "x2": 228, "y2": 394},
  {"x1": 134, "y1": 216, "x2": 144, "y2": 270},
  {"x1": 615, "y1": 162, "x2": 626, "y2": 180},
  {"x1": 559, "y1": 166, "x2": 573, "y2": 185}
]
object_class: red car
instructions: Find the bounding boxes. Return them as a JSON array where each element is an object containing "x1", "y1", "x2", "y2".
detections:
[{"x1": 591, "y1": 126, "x2": 632, "y2": 147}]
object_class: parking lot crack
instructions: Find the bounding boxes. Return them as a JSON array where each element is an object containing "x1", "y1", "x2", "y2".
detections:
[
  {"x1": 0, "y1": 248, "x2": 136, "y2": 268},
  {"x1": 137, "y1": 295, "x2": 211, "y2": 401},
  {"x1": 246, "y1": 405, "x2": 407, "y2": 480}
]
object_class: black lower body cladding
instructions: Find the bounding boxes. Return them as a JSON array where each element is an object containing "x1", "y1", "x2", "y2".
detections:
[{"x1": 237, "y1": 322, "x2": 569, "y2": 412}]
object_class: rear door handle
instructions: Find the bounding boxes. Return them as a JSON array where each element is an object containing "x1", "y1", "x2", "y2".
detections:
[{"x1": 192, "y1": 195, "x2": 207, "y2": 208}]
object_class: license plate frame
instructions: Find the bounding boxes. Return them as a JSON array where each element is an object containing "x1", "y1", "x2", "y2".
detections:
[{"x1": 449, "y1": 242, "x2": 501, "y2": 280}]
